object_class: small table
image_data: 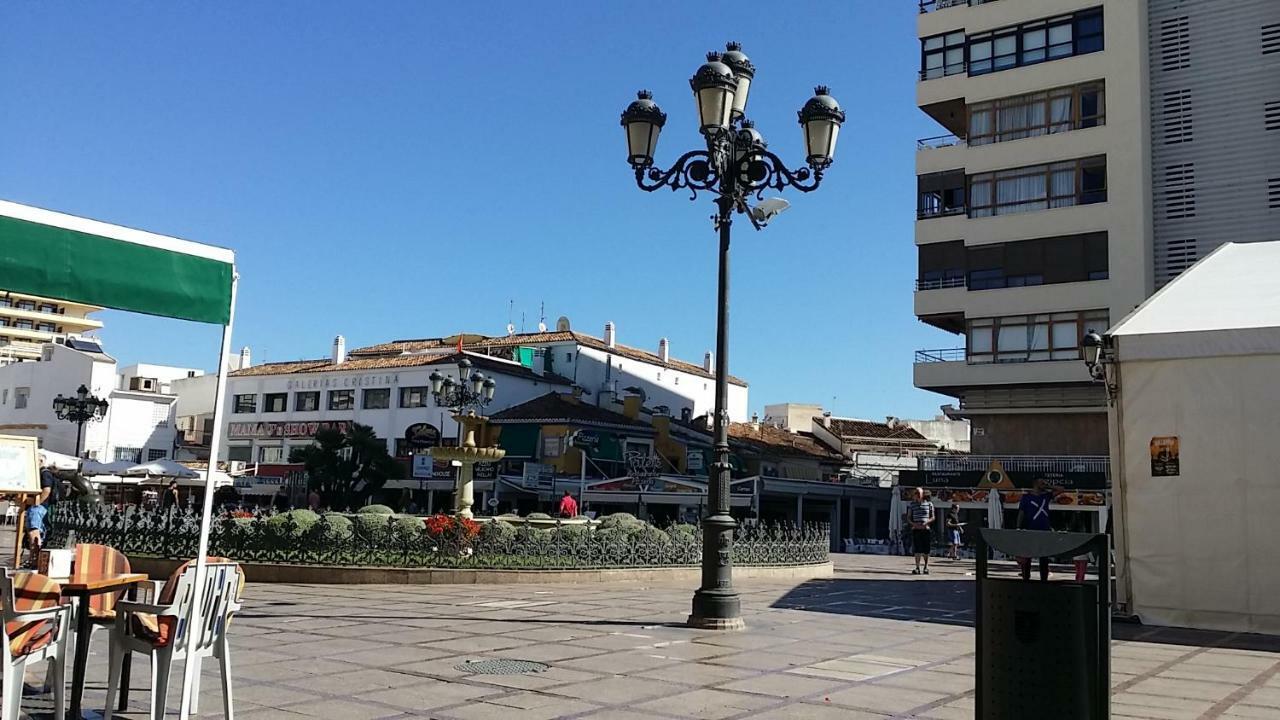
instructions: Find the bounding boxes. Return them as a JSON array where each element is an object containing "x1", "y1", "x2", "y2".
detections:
[{"x1": 58, "y1": 572, "x2": 149, "y2": 719}]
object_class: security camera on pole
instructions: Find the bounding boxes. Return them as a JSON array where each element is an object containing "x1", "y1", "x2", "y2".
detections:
[
  {"x1": 619, "y1": 42, "x2": 844, "y2": 631},
  {"x1": 427, "y1": 357, "x2": 503, "y2": 519}
]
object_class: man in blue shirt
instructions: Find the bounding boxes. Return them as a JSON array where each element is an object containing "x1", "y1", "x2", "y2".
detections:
[
  {"x1": 1016, "y1": 479, "x2": 1054, "y2": 580},
  {"x1": 24, "y1": 462, "x2": 59, "y2": 567}
]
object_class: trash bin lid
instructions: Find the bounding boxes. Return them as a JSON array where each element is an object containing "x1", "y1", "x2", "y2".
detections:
[{"x1": 980, "y1": 528, "x2": 1101, "y2": 558}]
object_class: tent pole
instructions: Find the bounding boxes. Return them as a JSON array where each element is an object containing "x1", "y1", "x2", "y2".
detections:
[{"x1": 179, "y1": 270, "x2": 238, "y2": 719}]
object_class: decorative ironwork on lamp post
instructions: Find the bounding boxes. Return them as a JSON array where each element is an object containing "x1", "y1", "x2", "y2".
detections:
[
  {"x1": 52, "y1": 383, "x2": 109, "y2": 458},
  {"x1": 428, "y1": 357, "x2": 503, "y2": 519},
  {"x1": 620, "y1": 42, "x2": 844, "y2": 631}
]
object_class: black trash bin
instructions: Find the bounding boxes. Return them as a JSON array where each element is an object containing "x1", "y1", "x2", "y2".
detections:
[{"x1": 976, "y1": 529, "x2": 1111, "y2": 720}]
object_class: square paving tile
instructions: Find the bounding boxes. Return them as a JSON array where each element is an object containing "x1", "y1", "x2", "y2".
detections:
[{"x1": 633, "y1": 688, "x2": 776, "y2": 719}]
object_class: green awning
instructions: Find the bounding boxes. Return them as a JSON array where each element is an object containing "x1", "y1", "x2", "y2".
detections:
[
  {"x1": 498, "y1": 424, "x2": 540, "y2": 458},
  {"x1": 0, "y1": 201, "x2": 234, "y2": 325}
]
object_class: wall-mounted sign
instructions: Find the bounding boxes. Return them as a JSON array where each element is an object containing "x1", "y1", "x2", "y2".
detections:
[
  {"x1": 411, "y1": 453, "x2": 452, "y2": 480},
  {"x1": 686, "y1": 448, "x2": 704, "y2": 472},
  {"x1": 0, "y1": 435, "x2": 40, "y2": 494},
  {"x1": 1150, "y1": 436, "x2": 1180, "y2": 477},
  {"x1": 521, "y1": 462, "x2": 555, "y2": 490},
  {"x1": 403, "y1": 423, "x2": 440, "y2": 449},
  {"x1": 286, "y1": 374, "x2": 401, "y2": 390},
  {"x1": 473, "y1": 462, "x2": 499, "y2": 481},
  {"x1": 228, "y1": 421, "x2": 351, "y2": 440},
  {"x1": 900, "y1": 468, "x2": 1108, "y2": 490}
]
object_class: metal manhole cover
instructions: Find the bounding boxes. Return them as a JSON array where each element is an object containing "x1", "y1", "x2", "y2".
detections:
[{"x1": 454, "y1": 659, "x2": 549, "y2": 675}]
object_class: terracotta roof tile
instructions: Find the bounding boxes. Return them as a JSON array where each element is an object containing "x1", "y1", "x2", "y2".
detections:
[
  {"x1": 489, "y1": 392, "x2": 648, "y2": 428},
  {"x1": 729, "y1": 423, "x2": 843, "y2": 461},
  {"x1": 820, "y1": 417, "x2": 932, "y2": 443},
  {"x1": 348, "y1": 330, "x2": 747, "y2": 387},
  {"x1": 229, "y1": 352, "x2": 570, "y2": 385}
]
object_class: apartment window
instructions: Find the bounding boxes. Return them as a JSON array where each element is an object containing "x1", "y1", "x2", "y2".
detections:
[
  {"x1": 918, "y1": 170, "x2": 967, "y2": 219},
  {"x1": 969, "y1": 8, "x2": 1103, "y2": 76},
  {"x1": 14, "y1": 387, "x2": 29, "y2": 409},
  {"x1": 921, "y1": 31, "x2": 966, "y2": 79},
  {"x1": 15, "y1": 300, "x2": 35, "y2": 311},
  {"x1": 228, "y1": 445, "x2": 252, "y2": 463},
  {"x1": 258, "y1": 446, "x2": 285, "y2": 463},
  {"x1": 0, "y1": 298, "x2": 8, "y2": 308},
  {"x1": 543, "y1": 436, "x2": 564, "y2": 459},
  {"x1": 114, "y1": 447, "x2": 141, "y2": 463},
  {"x1": 967, "y1": 310, "x2": 1108, "y2": 364},
  {"x1": 147, "y1": 449, "x2": 167, "y2": 461},
  {"x1": 399, "y1": 386, "x2": 429, "y2": 408},
  {"x1": 14, "y1": 320, "x2": 33, "y2": 330},
  {"x1": 363, "y1": 388, "x2": 390, "y2": 409},
  {"x1": 328, "y1": 390, "x2": 354, "y2": 411},
  {"x1": 564, "y1": 352, "x2": 572, "y2": 363},
  {"x1": 969, "y1": 82, "x2": 1105, "y2": 146},
  {"x1": 263, "y1": 392, "x2": 288, "y2": 413},
  {"x1": 232, "y1": 394, "x2": 257, "y2": 413},
  {"x1": 0, "y1": 319, "x2": 6, "y2": 327},
  {"x1": 969, "y1": 156, "x2": 1106, "y2": 217},
  {"x1": 918, "y1": 241, "x2": 966, "y2": 289},
  {"x1": 38, "y1": 304, "x2": 57, "y2": 314},
  {"x1": 35, "y1": 323, "x2": 55, "y2": 333},
  {"x1": 294, "y1": 391, "x2": 320, "y2": 412}
]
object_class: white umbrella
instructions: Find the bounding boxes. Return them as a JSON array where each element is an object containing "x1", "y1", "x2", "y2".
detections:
[
  {"x1": 82, "y1": 459, "x2": 136, "y2": 476},
  {"x1": 124, "y1": 459, "x2": 200, "y2": 479},
  {"x1": 38, "y1": 448, "x2": 81, "y2": 472},
  {"x1": 987, "y1": 488, "x2": 1003, "y2": 530}
]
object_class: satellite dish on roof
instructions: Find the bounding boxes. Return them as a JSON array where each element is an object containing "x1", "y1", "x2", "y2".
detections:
[
  {"x1": 556, "y1": 316, "x2": 571, "y2": 332},
  {"x1": 506, "y1": 323, "x2": 516, "y2": 336}
]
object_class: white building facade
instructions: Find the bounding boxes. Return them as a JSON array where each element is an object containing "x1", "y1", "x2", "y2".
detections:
[
  {"x1": 0, "y1": 290, "x2": 102, "y2": 364},
  {"x1": 0, "y1": 340, "x2": 182, "y2": 462}
]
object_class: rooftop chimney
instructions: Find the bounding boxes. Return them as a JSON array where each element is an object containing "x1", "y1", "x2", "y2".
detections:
[
  {"x1": 658, "y1": 337, "x2": 669, "y2": 363},
  {"x1": 332, "y1": 335, "x2": 347, "y2": 365},
  {"x1": 604, "y1": 321, "x2": 616, "y2": 348},
  {"x1": 821, "y1": 411, "x2": 832, "y2": 428},
  {"x1": 750, "y1": 413, "x2": 760, "y2": 432},
  {"x1": 703, "y1": 351, "x2": 713, "y2": 372},
  {"x1": 238, "y1": 346, "x2": 251, "y2": 369}
]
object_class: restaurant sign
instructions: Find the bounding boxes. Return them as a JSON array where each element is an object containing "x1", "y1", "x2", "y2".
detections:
[
  {"x1": 899, "y1": 468, "x2": 1108, "y2": 490},
  {"x1": 228, "y1": 421, "x2": 351, "y2": 440},
  {"x1": 403, "y1": 423, "x2": 441, "y2": 449}
]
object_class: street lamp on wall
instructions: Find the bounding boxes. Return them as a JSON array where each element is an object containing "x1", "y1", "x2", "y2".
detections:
[
  {"x1": 1082, "y1": 331, "x2": 1118, "y2": 405},
  {"x1": 620, "y1": 41, "x2": 843, "y2": 632}
]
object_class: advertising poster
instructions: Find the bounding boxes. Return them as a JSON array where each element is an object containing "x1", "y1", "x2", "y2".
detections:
[{"x1": 1150, "y1": 436, "x2": 1180, "y2": 477}]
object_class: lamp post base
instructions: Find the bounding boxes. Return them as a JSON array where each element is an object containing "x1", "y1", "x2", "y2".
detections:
[{"x1": 688, "y1": 589, "x2": 745, "y2": 631}]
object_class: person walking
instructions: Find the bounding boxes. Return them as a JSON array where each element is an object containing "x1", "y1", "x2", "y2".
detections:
[
  {"x1": 273, "y1": 484, "x2": 291, "y2": 513},
  {"x1": 906, "y1": 487, "x2": 935, "y2": 575},
  {"x1": 946, "y1": 505, "x2": 964, "y2": 560},
  {"x1": 557, "y1": 490, "x2": 578, "y2": 519},
  {"x1": 1017, "y1": 479, "x2": 1054, "y2": 580},
  {"x1": 23, "y1": 459, "x2": 60, "y2": 567},
  {"x1": 160, "y1": 479, "x2": 181, "y2": 512}
]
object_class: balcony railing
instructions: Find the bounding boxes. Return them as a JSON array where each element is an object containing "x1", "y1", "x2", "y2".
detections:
[
  {"x1": 917, "y1": 134, "x2": 964, "y2": 151},
  {"x1": 916, "y1": 277, "x2": 966, "y2": 291},
  {"x1": 919, "y1": 62, "x2": 966, "y2": 81},
  {"x1": 919, "y1": 0, "x2": 998, "y2": 13},
  {"x1": 915, "y1": 347, "x2": 966, "y2": 363},
  {"x1": 917, "y1": 204, "x2": 966, "y2": 220},
  {"x1": 920, "y1": 454, "x2": 1108, "y2": 474}
]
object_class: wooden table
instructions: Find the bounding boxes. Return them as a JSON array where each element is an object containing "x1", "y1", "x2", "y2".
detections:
[{"x1": 58, "y1": 572, "x2": 149, "y2": 719}]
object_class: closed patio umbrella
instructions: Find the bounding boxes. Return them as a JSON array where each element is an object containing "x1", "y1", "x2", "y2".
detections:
[
  {"x1": 889, "y1": 490, "x2": 904, "y2": 554},
  {"x1": 987, "y1": 488, "x2": 1003, "y2": 530}
]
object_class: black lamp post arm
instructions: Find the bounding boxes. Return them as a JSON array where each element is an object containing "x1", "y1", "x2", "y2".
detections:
[{"x1": 634, "y1": 150, "x2": 720, "y2": 199}]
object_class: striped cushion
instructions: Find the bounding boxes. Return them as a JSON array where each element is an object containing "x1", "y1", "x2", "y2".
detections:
[
  {"x1": 5, "y1": 572, "x2": 63, "y2": 657},
  {"x1": 73, "y1": 544, "x2": 131, "y2": 621},
  {"x1": 132, "y1": 557, "x2": 243, "y2": 648}
]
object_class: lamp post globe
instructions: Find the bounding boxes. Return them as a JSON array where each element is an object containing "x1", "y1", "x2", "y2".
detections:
[
  {"x1": 797, "y1": 86, "x2": 846, "y2": 169},
  {"x1": 720, "y1": 42, "x2": 755, "y2": 122},
  {"x1": 689, "y1": 52, "x2": 737, "y2": 135},
  {"x1": 621, "y1": 90, "x2": 667, "y2": 168}
]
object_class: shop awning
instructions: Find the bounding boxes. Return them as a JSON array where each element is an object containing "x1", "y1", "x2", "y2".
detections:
[{"x1": 0, "y1": 200, "x2": 234, "y2": 324}]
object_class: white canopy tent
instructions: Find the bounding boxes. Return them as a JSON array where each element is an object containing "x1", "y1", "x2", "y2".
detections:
[
  {"x1": 81, "y1": 459, "x2": 137, "y2": 476},
  {"x1": 1108, "y1": 242, "x2": 1280, "y2": 634},
  {"x1": 38, "y1": 448, "x2": 81, "y2": 473},
  {"x1": 125, "y1": 458, "x2": 202, "y2": 479},
  {"x1": 0, "y1": 199, "x2": 237, "y2": 717}
]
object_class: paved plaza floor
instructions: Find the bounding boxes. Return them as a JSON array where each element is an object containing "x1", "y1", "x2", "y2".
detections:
[{"x1": 8, "y1": 553, "x2": 1280, "y2": 719}]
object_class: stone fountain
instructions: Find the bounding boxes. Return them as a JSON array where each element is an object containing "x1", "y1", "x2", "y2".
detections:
[{"x1": 430, "y1": 411, "x2": 505, "y2": 519}]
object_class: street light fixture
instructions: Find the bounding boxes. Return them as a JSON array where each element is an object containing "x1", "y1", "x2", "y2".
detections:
[
  {"x1": 620, "y1": 41, "x2": 843, "y2": 631},
  {"x1": 429, "y1": 357, "x2": 495, "y2": 414},
  {"x1": 1081, "y1": 331, "x2": 1117, "y2": 404},
  {"x1": 52, "y1": 383, "x2": 109, "y2": 458},
  {"x1": 428, "y1": 356, "x2": 504, "y2": 519}
]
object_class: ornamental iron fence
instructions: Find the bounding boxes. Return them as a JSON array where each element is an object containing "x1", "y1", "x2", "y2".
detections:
[{"x1": 46, "y1": 504, "x2": 830, "y2": 570}]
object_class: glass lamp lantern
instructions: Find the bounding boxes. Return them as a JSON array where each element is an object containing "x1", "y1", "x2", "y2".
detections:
[
  {"x1": 1082, "y1": 331, "x2": 1104, "y2": 370},
  {"x1": 797, "y1": 86, "x2": 845, "y2": 169},
  {"x1": 720, "y1": 42, "x2": 755, "y2": 122},
  {"x1": 621, "y1": 90, "x2": 667, "y2": 168},
  {"x1": 689, "y1": 52, "x2": 737, "y2": 134},
  {"x1": 482, "y1": 377, "x2": 497, "y2": 401},
  {"x1": 429, "y1": 369, "x2": 444, "y2": 394}
]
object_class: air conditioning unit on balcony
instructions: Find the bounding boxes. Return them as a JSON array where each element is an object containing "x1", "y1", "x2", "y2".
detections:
[{"x1": 129, "y1": 377, "x2": 159, "y2": 392}]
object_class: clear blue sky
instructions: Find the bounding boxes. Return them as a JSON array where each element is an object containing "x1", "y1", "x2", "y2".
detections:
[{"x1": 0, "y1": 1, "x2": 953, "y2": 421}]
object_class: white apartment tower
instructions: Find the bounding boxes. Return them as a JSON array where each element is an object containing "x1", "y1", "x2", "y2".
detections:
[
  {"x1": 0, "y1": 290, "x2": 102, "y2": 363},
  {"x1": 913, "y1": 0, "x2": 1279, "y2": 455}
]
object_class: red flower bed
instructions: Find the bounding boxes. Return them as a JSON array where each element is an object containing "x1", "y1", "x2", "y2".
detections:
[{"x1": 423, "y1": 514, "x2": 480, "y2": 540}]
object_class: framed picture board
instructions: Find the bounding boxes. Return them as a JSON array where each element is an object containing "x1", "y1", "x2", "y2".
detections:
[{"x1": 0, "y1": 434, "x2": 41, "y2": 494}]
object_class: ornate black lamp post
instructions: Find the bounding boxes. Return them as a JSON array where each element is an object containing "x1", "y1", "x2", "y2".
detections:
[
  {"x1": 620, "y1": 42, "x2": 844, "y2": 630},
  {"x1": 429, "y1": 358, "x2": 502, "y2": 518},
  {"x1": 52, "y1": 384, "x2": 109, "y2": 458}
]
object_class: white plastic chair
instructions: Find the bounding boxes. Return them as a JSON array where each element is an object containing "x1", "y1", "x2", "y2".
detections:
[
  {"x1": 2, "y1": 504, "x2": 17, "y2": 526},
  {"x1": 103, "y1": 560, "x2": 243, "y2": 720},
  {"x1": 1, "y1": 569, "x2": 71, "y2": 720}
]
